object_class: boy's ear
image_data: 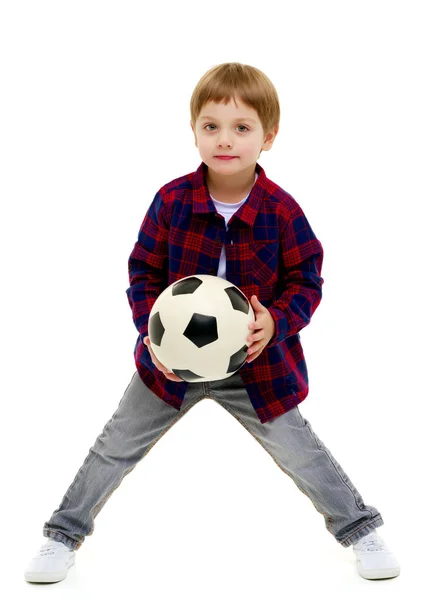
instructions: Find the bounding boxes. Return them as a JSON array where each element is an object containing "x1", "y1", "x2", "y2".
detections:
[{"x1": 191, "y1": 121, "x2": 198, "y2": 147}]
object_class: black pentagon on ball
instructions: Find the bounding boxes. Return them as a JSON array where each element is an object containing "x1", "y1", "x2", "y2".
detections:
[
  {"x1": 172, "y1": 276, "x2": 203, "y2": 296},
  {"x1": 227, "y1": 345, "x2": 249, "y2": 373},
  {"x1": 184, "y1": 313, "x2": 218, "y2": 348},
  {"x1": 171, "y1": 368, "x2": 204, "y2": 382},
  {"x1": 225, "y1": 286, "x2": 250, "y2": 314},
  {"x1": 148, "y1": 311, "x2": 165, "y2": 346}
]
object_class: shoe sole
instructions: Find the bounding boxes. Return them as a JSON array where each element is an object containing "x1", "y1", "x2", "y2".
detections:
[
  {"x1": 357, "y1": 563, "x2": 400, "y2": 579},
  {"x1": 24, "y1": 554, "x2": 75, "y2": 583}
]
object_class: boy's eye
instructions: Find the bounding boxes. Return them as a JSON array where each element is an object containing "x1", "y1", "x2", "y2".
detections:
[{"x1": 204, "y1": 124, "x2": 249, "y2": 133}]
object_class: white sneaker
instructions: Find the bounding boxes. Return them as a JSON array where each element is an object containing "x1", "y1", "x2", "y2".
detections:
[
  {"x1": 24, "y1": 539, "x2": 76, "y2": 583},
  {"x1": 352, "y1": 530, "x2": 400, "y2": 579}
]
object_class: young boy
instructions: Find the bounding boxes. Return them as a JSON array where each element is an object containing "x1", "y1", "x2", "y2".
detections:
[{"x1": 25, "y1": 62, "x2": 400, "y2": 583}]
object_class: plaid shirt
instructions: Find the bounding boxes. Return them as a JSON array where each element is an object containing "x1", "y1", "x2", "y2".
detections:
[{"x1": 126, "y1": 161, "x2": 324, "y2": 423}]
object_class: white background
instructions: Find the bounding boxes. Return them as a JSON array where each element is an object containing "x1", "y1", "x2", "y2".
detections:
[{"x1": 1, "y1": 0, "x2": 426, "y2": 597}]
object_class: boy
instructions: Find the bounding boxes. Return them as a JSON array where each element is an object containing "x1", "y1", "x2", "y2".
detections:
[{"x1": 25, "y1": 62, "x2": 400, "y2": 583}]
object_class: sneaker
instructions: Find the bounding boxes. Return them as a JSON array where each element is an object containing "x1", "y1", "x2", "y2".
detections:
[
  {"x1": 24, "y1": 539, "x2": 76, "y2": 583},
  {"x1": 352, "y1": 530, "x2": 400, "y2": 579}
]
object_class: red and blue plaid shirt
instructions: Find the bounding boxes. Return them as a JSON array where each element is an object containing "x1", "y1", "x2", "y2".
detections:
[{"x1": 126, "y1": 161, "x2": 324, "y2": 423}]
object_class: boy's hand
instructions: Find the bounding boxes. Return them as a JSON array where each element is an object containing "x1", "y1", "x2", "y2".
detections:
[
  {"x1": 246, "y1": 295, "x2": 275, "y2": 363},
  {"x1": 143, "y1": 336, "x2": 184, "y2": 382}
]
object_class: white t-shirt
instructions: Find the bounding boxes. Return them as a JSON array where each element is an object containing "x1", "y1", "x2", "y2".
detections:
[{"x1": 210, "y1": 172, "x2": 259, "y2": 280}]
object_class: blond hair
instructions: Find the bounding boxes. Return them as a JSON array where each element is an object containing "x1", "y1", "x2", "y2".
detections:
[{"x1": 190, "y1": 62, "x2": 280, "y2": 137}]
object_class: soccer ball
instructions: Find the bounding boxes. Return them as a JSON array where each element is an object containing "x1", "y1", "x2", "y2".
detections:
[{"x1": 148, "y1": 274, "x2": 255, "y2": 382}]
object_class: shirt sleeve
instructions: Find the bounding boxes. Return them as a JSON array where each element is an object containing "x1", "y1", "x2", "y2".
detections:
[
  {"x1": 125, "y1": 190, "x2": 169, "y2": 341},
  {"x1": 265, "y1": 204, "x2": 324, "y2": 349}
]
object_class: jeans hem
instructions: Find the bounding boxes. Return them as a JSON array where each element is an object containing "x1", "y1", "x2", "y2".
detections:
[
  {"x1": 43, "y1": 529, "x2": 82, "y2": 551},
  {"x1": 338, "y1": 515, "x2": 384, "y2": 548}
]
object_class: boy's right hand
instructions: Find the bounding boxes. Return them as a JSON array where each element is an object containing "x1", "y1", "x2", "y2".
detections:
[{"x1": 143, "y1": 336, "x2": 184, "y2": 382}]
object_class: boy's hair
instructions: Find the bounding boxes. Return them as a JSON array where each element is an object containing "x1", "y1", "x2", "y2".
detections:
[{"x1": 190, "y1": 62, "x2": 280, "y2": 138}]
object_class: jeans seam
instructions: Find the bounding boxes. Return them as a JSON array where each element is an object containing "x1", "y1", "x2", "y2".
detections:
[
  {"x1": 294, "y1": 406, "x2": 375, "y2": 521},
  {"x1": 141, "y1": 395, "x2": 204, "y2": 458},
  {"x1": 91, "y1": 395, "x2": 204, "y2": 520},
  {"x1": 45, "y1": 393, "x2": 205, "y2": 550},
  {"x1": 211, "y1": 399, "x2": 338, "y2": 537}
]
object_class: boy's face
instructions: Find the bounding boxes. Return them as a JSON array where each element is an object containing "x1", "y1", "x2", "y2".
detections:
[{"x1": 191, "y1": 97, "x2": 278, "y2": 177}]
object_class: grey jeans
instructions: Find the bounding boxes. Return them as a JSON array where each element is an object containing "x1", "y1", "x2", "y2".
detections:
[{"x1": 43, "y1": 370, "x2": 383, "y2": 550}]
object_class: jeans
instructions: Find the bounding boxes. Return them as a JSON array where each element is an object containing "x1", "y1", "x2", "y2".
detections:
[{"x1": 43, "y1": 370, "x2": 383, "y2": 550}]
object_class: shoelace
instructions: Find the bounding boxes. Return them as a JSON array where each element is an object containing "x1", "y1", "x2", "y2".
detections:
[
  {"x1": 39, "y1": 540, "x2": 68, "y2": 556},
  {"x1": 355, "y1": 534, "x2": 387, "y2": 552}
]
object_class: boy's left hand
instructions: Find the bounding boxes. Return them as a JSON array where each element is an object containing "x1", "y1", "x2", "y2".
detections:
[{"x1": 246, "y1": 295, "x2": 275, "y2": 363}]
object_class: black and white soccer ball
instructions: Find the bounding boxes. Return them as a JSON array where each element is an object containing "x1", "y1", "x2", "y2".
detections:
[{"x1": 148, "y1": 274, "x2": 255, "y2": 382}]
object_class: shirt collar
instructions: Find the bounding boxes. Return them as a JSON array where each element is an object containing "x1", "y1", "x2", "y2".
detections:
[{"x1": 192, "y1": 160, "x2": 267, "y2": 227}]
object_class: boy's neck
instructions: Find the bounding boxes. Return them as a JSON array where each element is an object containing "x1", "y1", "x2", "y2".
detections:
[{"x1": 206, "y1": 163, "x2": 257, "y2": 202}]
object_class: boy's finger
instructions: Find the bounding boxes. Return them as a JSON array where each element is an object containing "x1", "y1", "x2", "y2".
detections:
[{"x1": 143, "y1": 336, "x2": 181, "y2": 380}]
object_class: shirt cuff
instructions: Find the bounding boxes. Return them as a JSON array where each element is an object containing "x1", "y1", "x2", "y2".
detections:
[{"x1": 265, "y1": 306, "x2": 288, "y2": 349}]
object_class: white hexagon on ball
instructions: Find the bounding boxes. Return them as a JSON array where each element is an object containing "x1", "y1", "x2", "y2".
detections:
[{"x1": 148, "y1": 275, "x2": 255, "y2": 382}]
